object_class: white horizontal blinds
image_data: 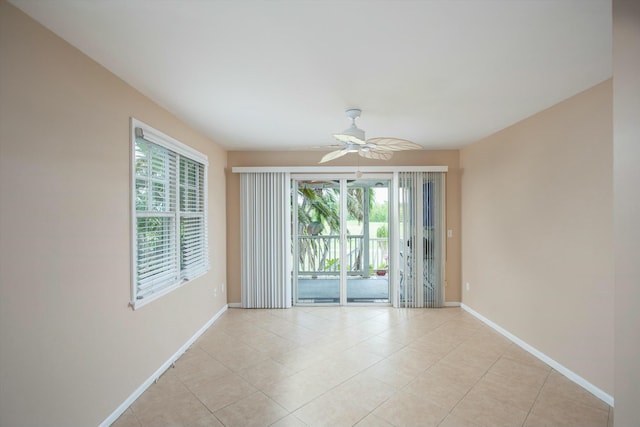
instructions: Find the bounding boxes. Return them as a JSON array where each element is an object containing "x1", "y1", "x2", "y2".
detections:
[
  {"x1": 179, "y1": 156, "x2": 208, "y2": 279},
  {"x1": 240, "y1": 172, "x2": 292, "y2": 308},
  {"x1": 132, "y1": 122, "x2": 209, "y2": 306},
  {"x1": 397, "y1": 172, "x2": 445, "y2": 308},
  {"x1": 135, "y1": 138, "x2": 179, "y2": 299}
]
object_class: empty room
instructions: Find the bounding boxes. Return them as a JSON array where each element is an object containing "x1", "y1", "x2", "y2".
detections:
[{"x1": 0, "y1": 1, "x2": 638, "y2": 427}]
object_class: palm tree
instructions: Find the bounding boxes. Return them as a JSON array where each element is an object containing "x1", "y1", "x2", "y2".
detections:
[
  {"x1": 296, "y1": 182, "x2": 373, "y2": 233},
  {"x1": 295, "y1": 181, "x2": 373, "y2": 273}
]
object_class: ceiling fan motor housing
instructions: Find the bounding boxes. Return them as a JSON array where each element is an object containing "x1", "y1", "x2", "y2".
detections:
[{"x1": 333, "y1": 108, "x2": 365, "y2": 144}]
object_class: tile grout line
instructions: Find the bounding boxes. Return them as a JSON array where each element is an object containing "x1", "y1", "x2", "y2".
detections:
[
  {"x1": 520, "y1": 367, "x2": 553, "y2": 427},
  {"x1": 279, "y1": 311, "x2": 408, "y2": 425},
  {"x1": 369, "y1": 313, "x2": 483, "y2": 427},
  {"x1": 114, "y1": 307, "x2": 607, "y2": 427},
  {"x1": 436, "y1": 329, "x2": 510, "y2": 426},
  {"x1": 171, "y1": 353, "x2": 231, "y2": 427}
]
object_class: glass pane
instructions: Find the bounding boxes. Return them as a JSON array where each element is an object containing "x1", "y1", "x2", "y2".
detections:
[
  {"x1": 180, "y1": 188, "x2": 197, "y2": 212},
  {"x1": 136, "y1": 216, "x2": 176, "y2": 295},
  {"x1": 150, "y1": 146, "x2": 167, "y2": 179},
  {"x1": 346, "y1": 179, "x2": 390, "y2": 303},
  {"x1": 179, "y1": 158, "x2": 203, "y2": 213},
  {"x1": 346, "y1": 186, "x2": 364, "y2": 274},
  {"x1": 295, "y1": 179, "x2": 340, "y2": 303},
  {"x1": 180, "y1": 215, "x2": 204, "y2": 275},
  {"x1": 135, "y1": 140, "x2": 149, "y2": 177},
  {"x1": 135, "y1": 178, "x2": 148, "y2": 211},
  {"x1": 151, "y1": 181, "x2": 167, "y2": 211}
]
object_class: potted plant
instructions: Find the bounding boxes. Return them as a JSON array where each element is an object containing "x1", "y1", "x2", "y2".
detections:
[
  {"x1": 306, "y1": 221, "x2": 323, "y2": 235},
  {"x1": 376, "y1": 262, "x2": 388, "y2": 276}
]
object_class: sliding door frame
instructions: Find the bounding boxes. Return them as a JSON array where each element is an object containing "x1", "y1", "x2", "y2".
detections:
[
  {"x1": 292, "y1": 173, "x2": 393, "y2": 306},
  {"x1": 234, "y1": 166, "x2": 448, "y2": 308}
]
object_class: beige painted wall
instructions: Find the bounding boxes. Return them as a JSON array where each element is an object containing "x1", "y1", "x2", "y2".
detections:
[
  {"x1": 226, "y1": 150, "x2": 461, "y2": 305},
  {"x1": 613, "y1": 1, "x2": 640, "y2": 425},
  {"x1": 460, "y1": 80, "x2": 614, "y2": 395},
  {"x1": 0, "y1": 3, "x2": 227, "y2": 426}
]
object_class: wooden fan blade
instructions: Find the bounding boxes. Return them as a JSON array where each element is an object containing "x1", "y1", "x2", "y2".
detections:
[
  {"x1": 358, "y1": 149, "x2": 393, "y2": 161},
  {"x1": 319, "y1": 149, "x2": 348, "y2": 163},
  {"x1": 367, "y1": 137, "x2": 423, "y2": 151}
]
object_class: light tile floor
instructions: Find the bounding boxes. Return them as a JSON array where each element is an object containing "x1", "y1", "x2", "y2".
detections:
[{"x1": 112, "y1": 307, "x2": 613, "y2": 427}]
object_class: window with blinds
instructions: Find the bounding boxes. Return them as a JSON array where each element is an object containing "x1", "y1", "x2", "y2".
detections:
[{"x1": 131, "y1": 119, "x2": 209, "y2": 309}]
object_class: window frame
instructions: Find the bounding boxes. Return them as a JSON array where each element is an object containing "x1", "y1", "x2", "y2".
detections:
[{"x1": 130, "y1": 118, "x2": 209, "y2": 309}]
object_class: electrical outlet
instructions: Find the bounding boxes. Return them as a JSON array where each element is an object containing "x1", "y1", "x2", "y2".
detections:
[
  {"x1": 221, "y1": 283, "x2": 225, "y2": 293},
  {"x1": 466, "y1": 282, "x2": 470, "y2": 291},
  {"x1": 447, "y1": 229, "x2": 453, "y2": 238},
  {"x1": 214, "y1": 288, "x2": 217, "y2": 297}
]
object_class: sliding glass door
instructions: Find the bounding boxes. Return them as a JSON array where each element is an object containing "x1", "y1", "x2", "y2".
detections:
[
  {"x1": 345, "y1": 179, "x2": 390, "y2": 303},
  {"x1": 294, "y1": 178, "x2": 341, "y2": 303},
  {"x1": 293, "y1": 175, "x2": 391, "y2": 305},
  {"x1": 236, "y1": 167, "x2": 445, "y2": 308}
]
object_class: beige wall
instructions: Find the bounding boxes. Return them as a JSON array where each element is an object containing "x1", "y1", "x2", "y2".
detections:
[
  {"x1": 460, "y1": 80, "x2": 614, "y2": 395},
  {"x1": 2, "y1": 1, "x2": 630, "y2": 424},
  {"x1": 0, "y1": 3, "x2": 227, "y2": 426},
  {"x1": 613, "y1": 1, "x2": 640, "y2": 425},
  {"x1": 226, "y1": 150, "x2": 461, "y2": 305}
]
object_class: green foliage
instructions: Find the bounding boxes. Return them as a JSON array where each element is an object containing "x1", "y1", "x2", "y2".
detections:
[
  {"x1": 376, "y1": 224, "x2": 388, "y2": 238},
  {"x1": 297, "y1": 186, "x2": 340, "y2": 233},
  {"x1": 369, "y1": 201, "x2": 388, "y2": 222},
  {"x1": 346, "y1": 188, "x2": 374, "y2": 223},
  {"x1": 297, "y1": 184, "x2": 374, "y2": 234},
  {"x1": 324, "y1": 258, "x2": 340, "y2": 271}
]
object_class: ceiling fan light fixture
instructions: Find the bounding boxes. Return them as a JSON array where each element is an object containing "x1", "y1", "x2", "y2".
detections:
[
  {"x1": 345, "y1": 143, "x2": 360, "y2": 153},
  {"x1": 332, "y1": 125, "x2": 365, "y2": 145}
]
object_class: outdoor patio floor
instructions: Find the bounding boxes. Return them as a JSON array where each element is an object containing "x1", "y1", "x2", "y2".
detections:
[{"x1": 297, "y1": 277, "x2": 389, "y2": 303}]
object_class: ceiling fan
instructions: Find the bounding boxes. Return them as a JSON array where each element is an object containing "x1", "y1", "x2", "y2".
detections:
[{"x1": 319, "y1": 108, "x2": 422, "y2": 163}]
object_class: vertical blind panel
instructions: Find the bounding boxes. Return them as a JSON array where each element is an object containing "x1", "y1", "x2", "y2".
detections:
[
  {"x1": 424, "y1": 171, "x2": 445, "y2": 308},
  {"x1": 241, "y1": 172, "x2": 291, "y2": 308},
  {"x1": 397, "y1": 172, "x2": 445, "y2": 308}
]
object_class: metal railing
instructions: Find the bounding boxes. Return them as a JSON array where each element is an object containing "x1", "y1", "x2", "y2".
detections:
[{"x1": 297, "y1": 235, "x2": 388, "y2": 276}]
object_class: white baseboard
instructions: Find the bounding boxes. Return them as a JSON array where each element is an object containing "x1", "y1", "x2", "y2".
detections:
[
  {"x1": 460, "y1": 303, "x2": 614, "y2": 407},
  {"x1": 100, "y1": 304, "x2": 228, "y2": 427},
  {"x1": 228, "y1": 302, "x2": 242, "y2": 308},
  {"x1": 444, "y1": 301, "x2": 461, "y2": 307}
]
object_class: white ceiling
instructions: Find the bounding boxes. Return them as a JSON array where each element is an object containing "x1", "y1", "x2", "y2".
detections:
[{"x1": 11, "y1": 0, "x2": 611, "y2": 151}]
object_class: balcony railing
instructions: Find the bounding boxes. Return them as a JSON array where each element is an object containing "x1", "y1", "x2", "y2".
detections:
[{"x1": 297, "y1": 235, "x2": 388, "y2": 276}]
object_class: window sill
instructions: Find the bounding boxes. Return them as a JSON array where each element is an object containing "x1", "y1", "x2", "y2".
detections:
[{"x1": 130, "y1": 269, "x2": 209, "y2": 310}]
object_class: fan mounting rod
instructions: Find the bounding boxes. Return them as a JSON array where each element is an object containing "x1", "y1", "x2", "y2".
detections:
[
  {"x1": 345, "y1": 108, "x2": 362, "y2": 122},
  {"x1": 333, "y1": 108, "x2": 365, "y2": 144}
]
